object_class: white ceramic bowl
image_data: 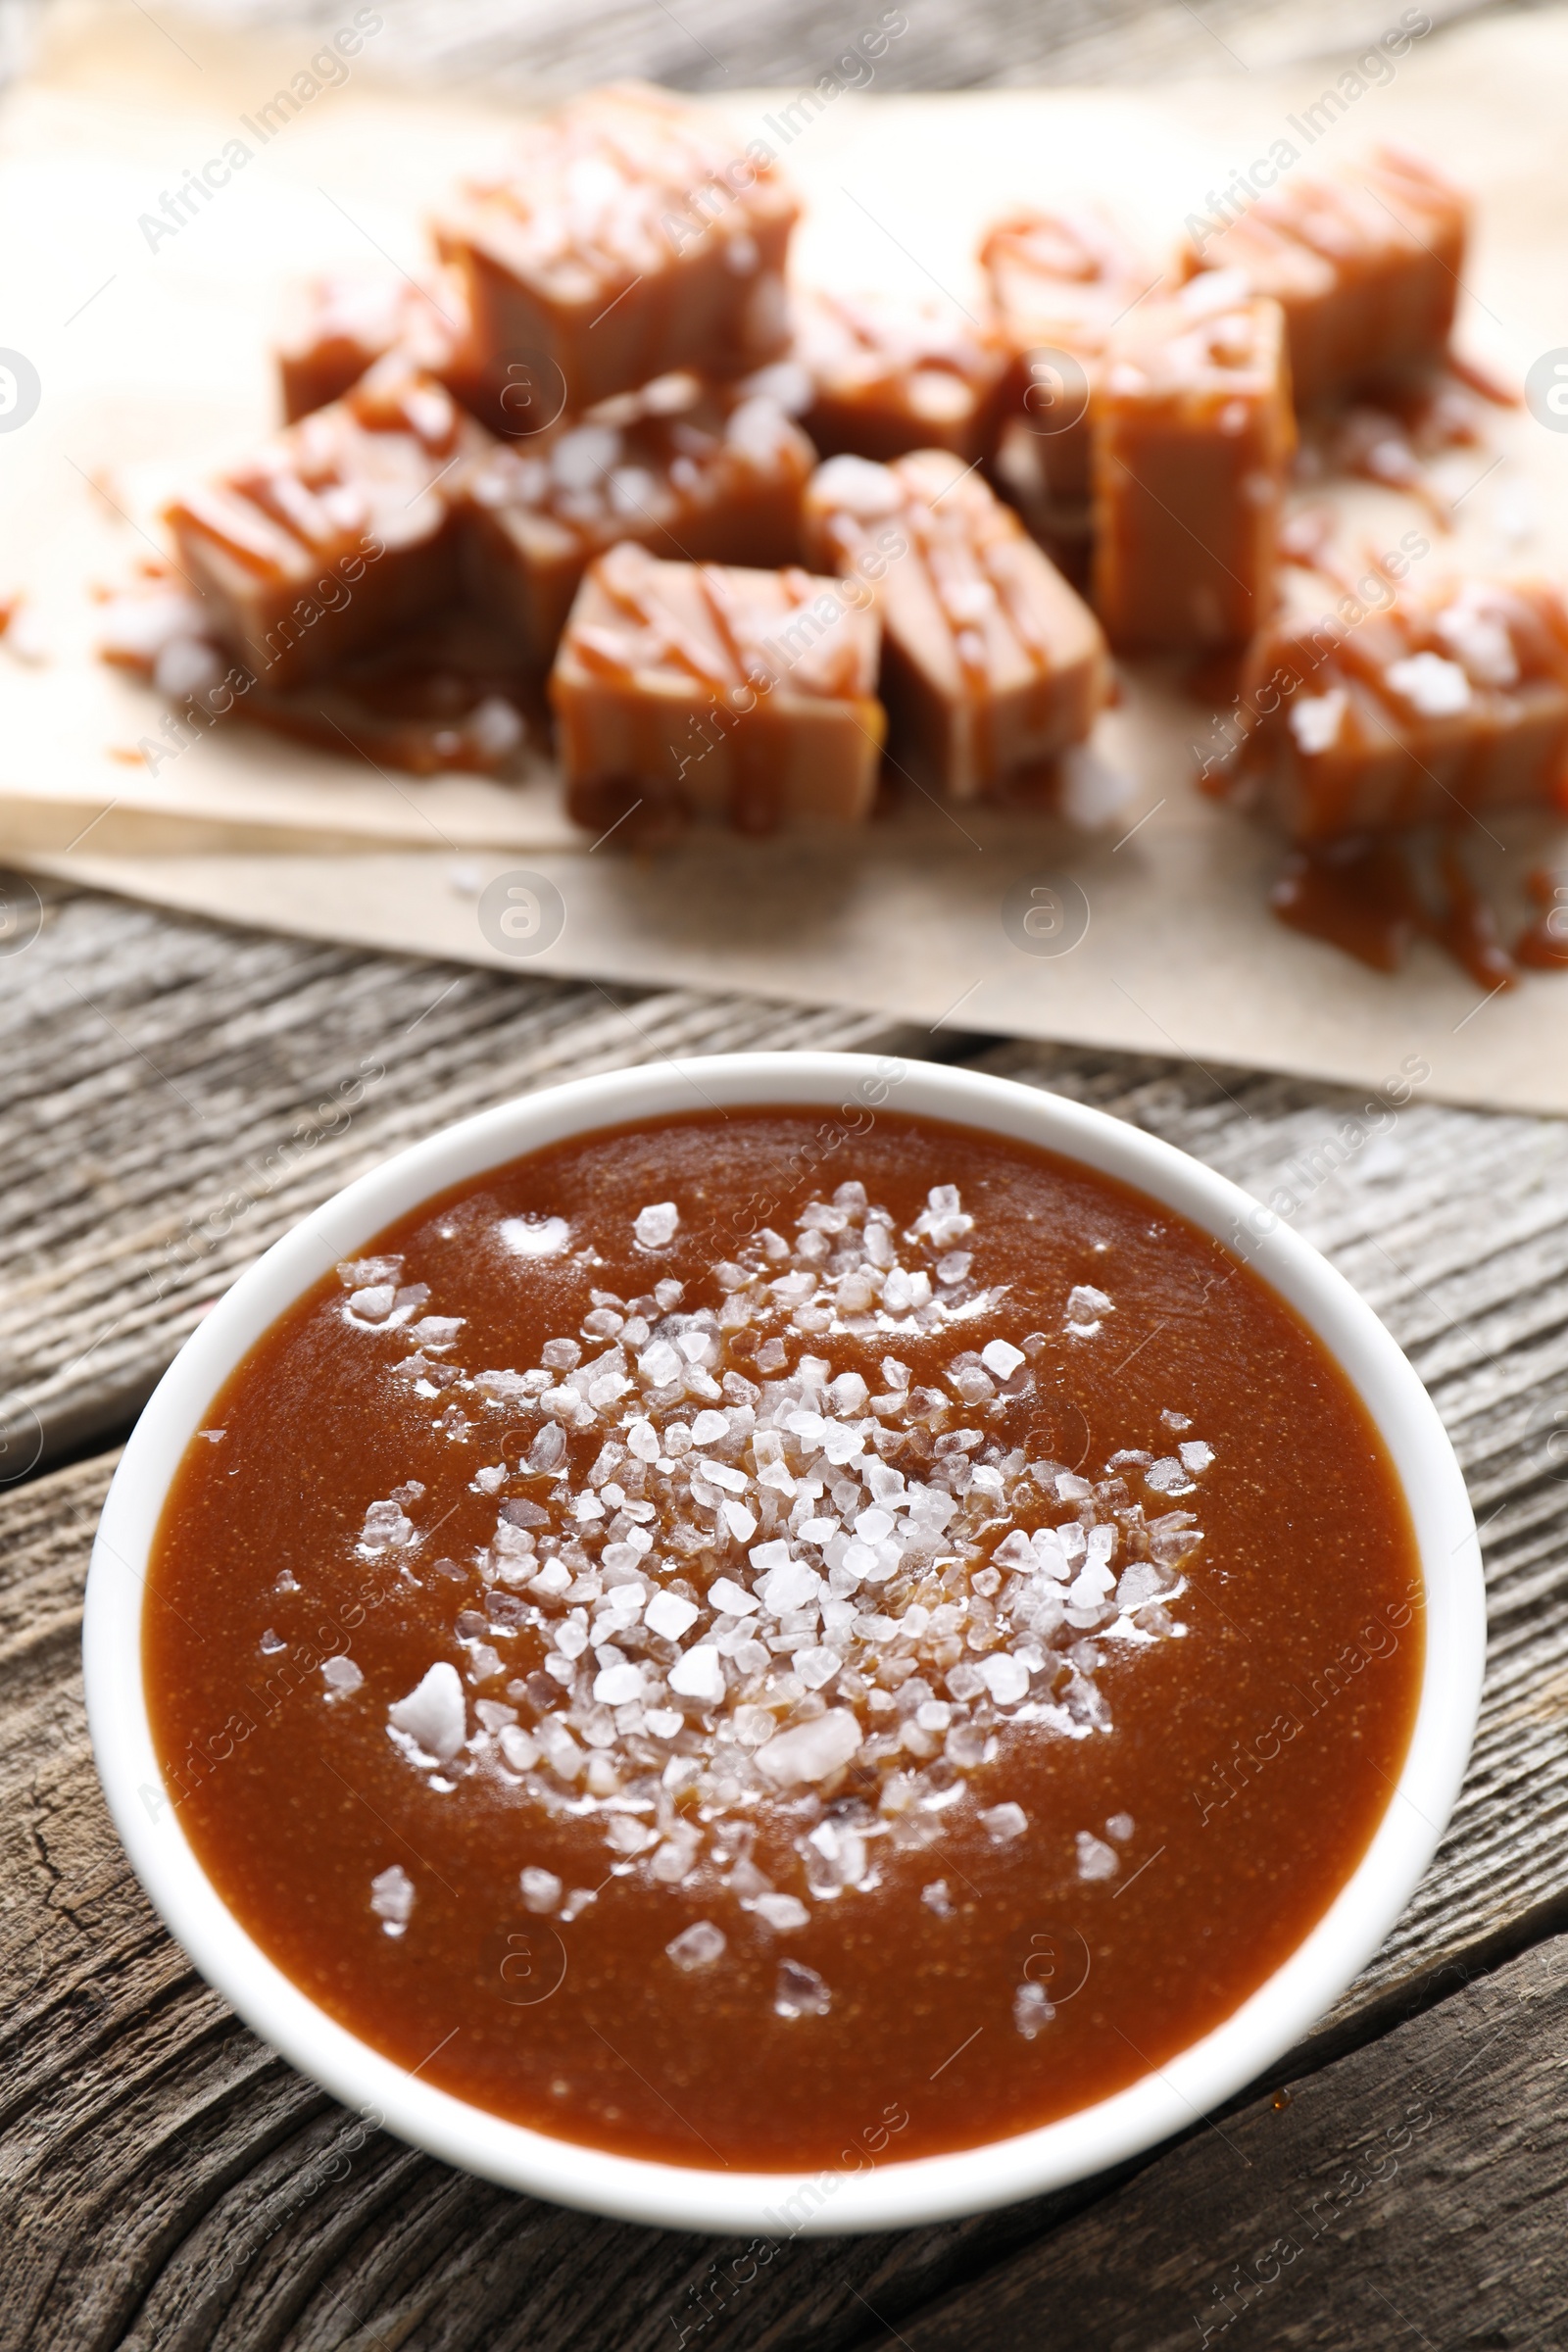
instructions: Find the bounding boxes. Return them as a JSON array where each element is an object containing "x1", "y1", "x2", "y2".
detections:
[{"x1": 84, "y1": 1052, "x2": 1484, "y2": 2235}]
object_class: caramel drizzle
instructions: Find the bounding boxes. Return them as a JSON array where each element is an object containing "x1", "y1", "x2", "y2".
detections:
[
  {"x1": 1272, "y1": 831, "x2": 1521, "y2": 991},
  {"x1": 902, "y1": 485, "x2": 1053, "y2": 696}
]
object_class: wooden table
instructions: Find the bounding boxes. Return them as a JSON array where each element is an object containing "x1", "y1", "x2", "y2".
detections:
[
  {"x1": 6, "y1": 870, "x2": 1568, "y2": 2349},
  {"x1": 6, "y1": 1, "x2": 1568, "y2": 2341}
]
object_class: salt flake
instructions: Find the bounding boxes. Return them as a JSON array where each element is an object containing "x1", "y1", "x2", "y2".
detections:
[{"x1": 666, "y1": 1920, "x2": 725, "y2": 1970}]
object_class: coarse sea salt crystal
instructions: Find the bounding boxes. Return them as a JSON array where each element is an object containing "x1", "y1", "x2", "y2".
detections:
[
  {"x1": 1146, "y1": 1456, "x2": 1196, "y2": 1494},
  {"x1": 388, "y1": 1661, "x2": 466, "y2": 1761},
  {"x1": 500, "y1": 1725, "x2": 541, "y2": 1771},
  {"x1": 922, "y1": 1879, "x2": 954, "y2": 1916},
  {"x1": 775, "y1": 1959, "x2": 832, "y2": 2018},
  {"x1": 369, "y1": 1864, "x2": 415, "y2": 1935},
  {"x1": 668, "y1": 1645, "x2": 726, "y2": 1703},
  {"x1": 639, "y1": 1339, "x2": 681, "y2": 1386},
  {"x1": 1106, "y1": 1812, "x2": 1135, "y2": 1841},
  {"x1": 1387, "y1": 650, "x2": 1471, "y2": 716},
  {"x1": 645, "y1": 1590, "x2": 700, "y2": 1641},
  {"x1": 666, "y1": 1919, "x2": 726, "y2": 1970},
  {"x1": 1289, "y1": 688, "x2": 1348, "y2": 756},
  {"x1": 1076, "y1": 1831, "x2": 1119, "y2": 1882},
  {"x1": 593, "y1": 1662, "x2": 646, "y2": 1705},
  {"x1": 755, "y1": 1707, "x2": 862, "y2": 1787},
  {"x1": 978, "y1": 1654, "x2": 1030, "y2": 1707},
  {"x1": 1013, "y1": 1981, "x2": 1055, "y2": 2039},
  {"x1": 751, "y1": 1891, "x2": 810, "y2": 1932},
  {"x1": 1179, "y1": 1441, "x2": 1214, "y2": 1474},
  {"x1": 500, "y1": 1214, "x2": 570, "y2": 1257},
  {"x1": 981, "y1": 1802, "x2": 1029, "y2": 1844},
  {"x1": 980, "y1": 1339, "x2": 1025, "y2": 1382},
  {"x1": 348, "y1": 1283, "x2": 396, "y2": 1322},
  {"x1": 1065, "y1": 1284, "x2": 1114, "y2": 1335},
  {"x1": 520, "y1": 1866, "x2": 563, "y2": 1913},
  {"x1": 758, "y1": 1558, "x2": 820, "y2": 1612},
  {"x1": 322, "y1": 1656, "x2": 364, "y2": 1695},
  {"x1": 634, "y1": 1200, "x2": 680, "y2": 1250},
  {"x1": 358, "y1": 1498, "x2": 416, "y2": 1554},
  {"x1": 709, "y1": 1575, "x2": 759, "y2": 1615}
]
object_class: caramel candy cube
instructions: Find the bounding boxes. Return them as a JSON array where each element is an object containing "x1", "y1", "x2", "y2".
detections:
[
  {"x1": 1093, "y1": 283, "x2": 1293, "y2": 650},
  {"x1": 980, "y1": 210, "x2": 1159, "y2": 508},
  {"x1": 792, "y1": 290, "x2": 1008, "y2": 466},
  {"x1": 1235, "y1": 579, "x2": 1568, "y2": 842},
  {"x1": 550, "y1": 542, "x2": 885, "y2": 831},
  {"x1": 462, "y1": 370, "x2": 814, "y2": 666},
  {"x1": 1178, "y1": 149, "x2": 1468, "y2": 409},
  {"x1": 277, "y1": 273, "x2": 464, "y2": 421},
  {"x1": 434, "y1": 83, "x2": 798, "y2": 414},
  {"x1": 166, "y1": 361, "x2": 489, "y2": 689},
  {"x1": 802, "y1": 448, "x2": 1110, "y2": 801}
]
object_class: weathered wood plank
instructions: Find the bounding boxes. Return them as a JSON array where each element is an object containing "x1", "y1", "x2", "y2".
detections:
[
  {"x1": 877, "y1": 1928, "x2": 1568, "y2": 2351},
  {"x1": 207, "y1": 0, "x2": 1500, "y2": 101},
  {"x1": 0, "y1": 877, "x2": 909, "y2": 1472}
]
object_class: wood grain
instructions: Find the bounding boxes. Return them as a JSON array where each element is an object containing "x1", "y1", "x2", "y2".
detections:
[
  {"x1": 0, "y1": 877, "x2": 906, "y2": 1472},
  {"x1": 879, "y1": 1927, "x2": 1568, "y2": 2351},
  {"x1": 220, "y1": 0, "x2": 1508, "y2": 100}
]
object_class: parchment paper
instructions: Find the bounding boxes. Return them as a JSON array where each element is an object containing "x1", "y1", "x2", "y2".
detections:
[{"x1": 5, "y1": 2, "x2": 1568, "y2": 1110}]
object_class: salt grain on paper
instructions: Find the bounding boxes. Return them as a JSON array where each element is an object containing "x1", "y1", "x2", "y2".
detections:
[
  {"x1": 369, "y1": 1864, "x2": 415, "y2": 1936},
  {"x1": 666, "y1": 1920, "x2": 726, "y2": 1970}
]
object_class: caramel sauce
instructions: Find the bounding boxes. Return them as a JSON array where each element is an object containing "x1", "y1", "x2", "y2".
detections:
[
  {"x1": 144, "y1": 1108, "x2": 1422, "y2": 2171},
  {"x1": 1181, "y1": 646, "x2": 1248, "y2": 706},
  {"x1": 1430, "y1": 838, "x2": 1517, "y2": 992},
  {"x1": 1271, "y1": 838, "x2": 1424, "y2": 973},
  {"x1": 1272, "y1": 831, "x2": 1520, "y2": 990}
]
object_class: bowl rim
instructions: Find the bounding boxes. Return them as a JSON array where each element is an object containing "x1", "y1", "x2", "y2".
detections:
[{"x1": 83, "y1": 1049, "x2": 1484, "y2": 2236}]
